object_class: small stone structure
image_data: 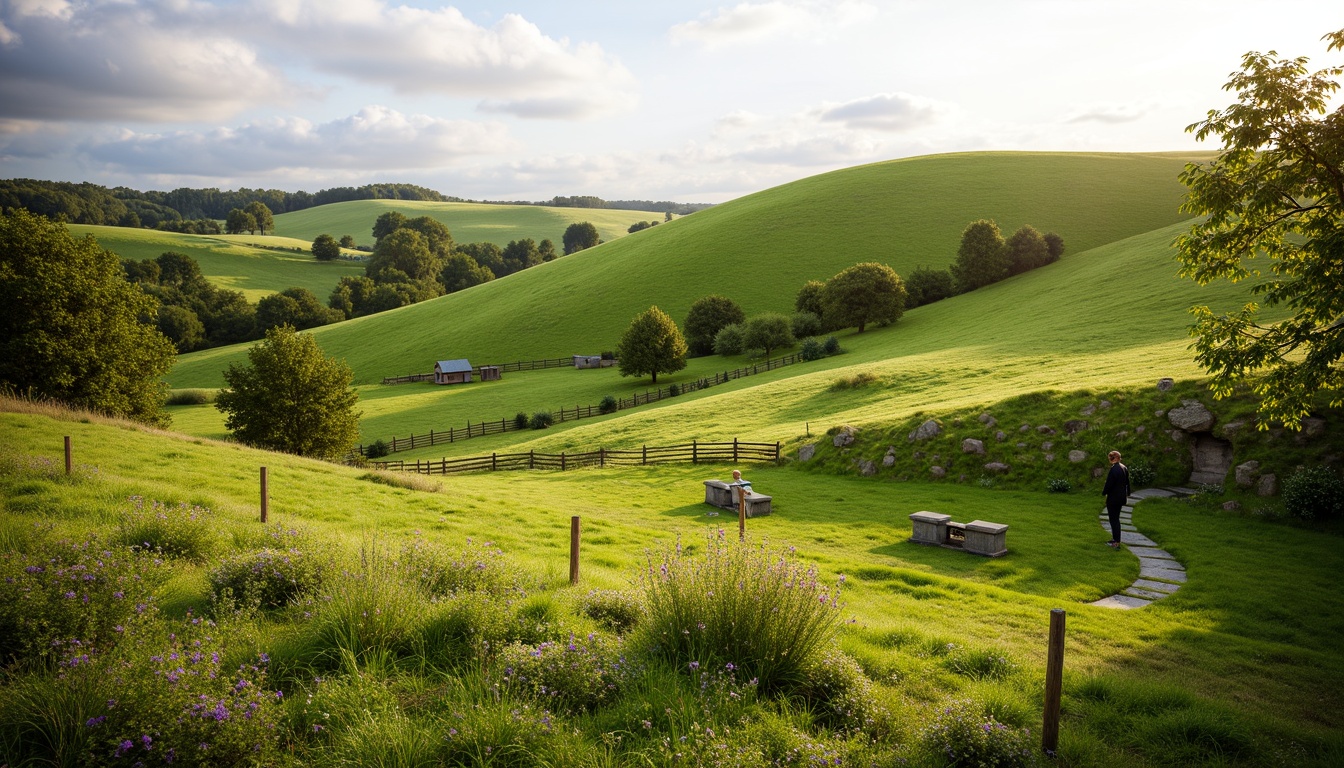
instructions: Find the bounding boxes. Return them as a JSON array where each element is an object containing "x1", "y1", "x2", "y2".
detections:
[
  {"x1": 703, "y1": 480, "x2": 772, "y2": 517},
  {"x1": 909, "y1": 511, "x2": 1008, "y2": 557},
  {"x1": 478, "y1": 365, "x2": 501, "y2": 381},
  {"x1": 573, "y1": 355, "x2": 603, "y2": 369}
]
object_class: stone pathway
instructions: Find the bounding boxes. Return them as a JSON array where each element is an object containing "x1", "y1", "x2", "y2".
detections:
[{"x1": 1089, "y1": 487, "x2": 1194, "y2": 609}]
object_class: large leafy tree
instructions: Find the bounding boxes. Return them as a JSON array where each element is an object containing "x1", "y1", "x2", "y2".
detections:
[
  {"x1": 439, "y1": 252, "x2": 495, "y2": 293},
  {"x1": 216, "y1": 325, "x2": 361, "y2": 459},
  {"x1": 684, "y1": 295, "x2": 746, "y2": 356},
  {"x1": 225, "y1": 208, "x2": 255, "y2": 235},
  {"x1": 244, "y1": 201, "x2": 274, "y2": 235},
  {"x1": 742, "y1": 312, "x2": 795, "y2": 358},
  {"x1": 820, "y1": 262, "x2": 907, "y2": 333},
  {"x1": 1176, "y1": 29, "x2": 1344, "y2": 429},
  {"x1": 0, "y1": 209, "x2": 175, "y2": 424},
  {"x1": 563, "y1": 222, "x2": 600, "y2": 254},
  {"x1": 616, "y1": 306, "x2": 687, "y2": 384},
  {"x1": 950, "y1": 219, "x2": 1009, "y2": 292},
  {"x1": 367, "y1": 228, "x2": 440, "y2": 282},
  {"x1": 311, "y1": 233, "x2": 341, "y2": 261},
  {"x1": 1005, "y1": 224, "x2": 1050, "y2": 276}
]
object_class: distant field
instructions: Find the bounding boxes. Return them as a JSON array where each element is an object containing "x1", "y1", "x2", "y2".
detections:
[
  {"x1": 271, "y1": 199, "x2": 670, "y2": 247},
  {"x1": 67, "y1": 225, "x2": 364, "y2": 302}
]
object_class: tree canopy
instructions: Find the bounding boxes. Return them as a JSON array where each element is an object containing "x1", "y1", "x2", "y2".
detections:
[
  {"x1": 742, "y1": 312, "x2": 795, "y2": 358},
  {"x1": 820, "y1": 262, "x2": 907, "y2": 333},
  {"x1": 684, "y1": 295, "x2": 746, "y2": 356},
  {"x1": 1176, "y1": 28, "x2": 1344, "y2": 429},
  {"x1": 950, "y1": 219, "x2": 1009, "y2": 292},
  {"x1": 1005, "y1": 225, "x2": 1051, "y2": 276},
  {"x1": 615, "y1": 306, "x2": 687, "y2": 384},
  {"x1": 0, "y1": 209, "x2": 175, "y2": 424},
  {"x1": 563, "y1": 222, "x2": 600, "y2": 254},
  {"x1": 244, "y1": 201, "x2": 274, "y2": 235},
  {"x1": 311, "y1": 233, "x2": 341, "y2": 261},
  {"x1": 216, "y1": 325, "x2": 361, "y2": 459}
]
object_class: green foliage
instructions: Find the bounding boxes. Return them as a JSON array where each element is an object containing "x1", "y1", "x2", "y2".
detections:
[
  {"x1": 1044, "y1": 232, "x2": 1065, "y2": 261},
  {"x1": 562, "y1": 221, "x2": 600, "y2": 254},
  {"x1": 822, "y1": 335, "x2": 841, "y2": 355},
  {"x1": 439, "y1": 251, "x2": 495, "y2": 293},
  {"x1": 513, "y1": 411, "x2": 529, "y2": 430},
  {"x1": 210, "y1": 535, "x2": 328, "y2": 613},
  {"x1": 371, "y1": 210, "x2": 407, "y2": 242},
  {"x1": 576, "y1": 589, "x2": 644, "y2": 633},
  {"x1": 156, "y1": 304, "x2": 207, "y2": 352},
  {"x1": 530, "y1": 411, "x2": 554, "y2": 430},
  {"x1": 311, "y1": 233, "x2": 341, "y2": 261},
  {"x1": 616, "y1": 306, "x2": 688, "y2": 384},
  {"x1": 599, "y1": 395, "x2": 618, "y2": 414},
  {"x1": 667, "y1": 382, "x2": 681, "y2": 396},
  {"x1": 684, "y1": 295, "x2": 746, "y2": 356},
  {"x1": 713, "y1": 322, "x2": 745, "y2": 356},
  {"x1": 918, "y1": 700, "x2": 1038, "y2": 767},
  {"x1": 742, "y1": 311, "x2": 795, "y2": 358},
  {"x1": 1282, "y1": 465, "x2": 1344, "y2": 521},
  {"x1": 339, "y1": 234, "x2": 356, "y2": 248},
  {"x1": 1046, "y1": 478, "x2": 1072, "y2": 493},
  {"x1": 366, "y1": 438, "x2": 390, "y2": 459},
  {"x1": 820, "y1": 262, "x2": 906, "y2": 333},
  {"x1": 951, "y1": 219, "x2": 1010, "y2": 292},
  {"x1": 244, "y1": 201, "x2": 275, "y2": 235},
  {"x1": 0, "y1": 209, "x2": 176, "y2": 425},
  {"x1": 798, "y1": 648, "x2": 880, "y2": 731},
  {"x1": 791, "y1": 311, "x2": 822, "y2": 339},
  {"x1": 637, "y1": 533, "x2": 843, "y2": 693},
  {"x1": 225, "y1": 207, "x2": 256, "y2": 235},
  {"x1": 799, "y1": 337, "x2": 826, "y2": 362},
  {"x1": 499, "y1": 632, "x2": 632, "y2": 712},
  {"x1": 1176, "y1": 29, "x2": 1344, "y2": 428},
  {"x1": 397, "y1": 538, "x2": 533, "y2": 598},
  {"x1": 216, "y1": 325, "x2": 361, "y2": 459},
  {"x1": 367, "y1": 227, "x2": 440, "y2": 282},
  {"x1": 501, "y1": 238, "x2": 541, "y2": 275},
  {"x1": 164, "y1": 388, "x2": 214, "y2": 406},
  {"x1": 905, "y1": 266, "x2": 956, "y2": 308},
  {"x1": 1128, "y1": 460, "x2": 1156, "y2": 488},
  {"x1": 256, "y1": 286, "x2": 340, "y2": 332},
  {"x1": 1006, "y1": 224, "x2": 1051, "y2": 276},
  {"x1": 113, "y1": 497, "x2": 219, "y2": 562},
  {"x1": 795, "y1": 279, "x2": 827, "y2": 319},
  {"x1": 829, "y1": 372, "x2": 878, "y2": 391}
]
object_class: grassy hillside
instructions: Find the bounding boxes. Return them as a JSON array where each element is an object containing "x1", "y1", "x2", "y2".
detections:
[
  {"x1": 67, "y1": 225, "x2": 364, "y2": 302},
  {"x1": 168, "y1": 151, "x2": 1208, "y2": 391},
  {"x1": 271, "y1": 199, "x2": 668, "y2": 247}
]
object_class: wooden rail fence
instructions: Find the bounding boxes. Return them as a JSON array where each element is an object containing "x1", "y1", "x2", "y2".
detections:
[
  {"x1": 371, "y1": 440, "x2": 781, "y2": 475},
  {"x1": 355, "y1": 352, "x2": 808, "y2": 459},
  {"x1": 382, "y1": 356, "x2": 600, "y2": 384}
]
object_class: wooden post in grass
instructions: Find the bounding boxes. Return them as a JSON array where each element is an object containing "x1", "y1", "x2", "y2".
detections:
[
  {"x1": 738, "y1": 491, "x2": 746, "y2": 540},
  {"x1": 569, "y1": 516, "x2": 581, "y2": 585},
  {"x1": 259, "y1": 466, "x2": 269, "y2": 523},
  {"x1": 64, "y1": 436, "x2": 71, "y2": 474},
  {"x1": 1043, "y1": 608, "x2": 1066, "y2": 753}
]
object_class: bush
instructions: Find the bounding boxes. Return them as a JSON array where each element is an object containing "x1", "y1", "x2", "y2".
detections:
[
  {"x1": 919, "y1": 700, "x2": 1038, "y2": 767},
  {"x1": 398, "y1": 538, "x2": 533, "y2": 598},
  {"x1": 577, "y1": 589, "x2": 643, "y2": 633},
  {"x1": 637, "y1": 532, "x2": 844, "y2": 693},
  {"x1": 799, "y1": 338, "x2": 826, "y2": 362},
  {"x1": 499, "y1": 632, "x2": 633, "y2": 712},
  {"x1": 791, "y1": 311, "x2": 822, "y2": 339},
  {"x1": 209, "y1": 529, "x2": 327, "y2": 613},
  {"x1": 165, "y1": 388, "x2": 213, "y2": 406},
  {"x1": 822, "y1": 335, "x2": 841, "y2": 355},
  {"x1": 1282, "y1": 465, "x2": 1344, "y2": 521},
  {"x1": 829, "y1": 372, "x2": 878, "y2": 391},
  {"x1": 114, "y1": 496, "x2": 219, "y2": 561},
  {"x1": 529, "y1": 411, "x2": 554, "y2": 430},
  {"x1": 944, "y1": 647, "x2": 1018, "y2": 680},
  {"x1": 599, "y1": 396, "x2": 618, "y2": 415},
  {"x1": 365, "y1": 439, "x2": 390, "y2": 459},
  {"x1": 713, "y1": 323, "x2": 744, "y2": 356},
  {"x1": 1129, "y1": 460, "x2": 1156, "y2": 488},
  {"x1": 666, "y1": 383, "x2": 680, "y2": 397},
  {"x1": 1046, "y1": 478, "x2": 1071, "y2": 493},
  {"x1": 799, "y1": 647, "x2": 878, "y2": 731},
  {"x1": 514, "y1": 412, "x2": 528, "y2": 430}
]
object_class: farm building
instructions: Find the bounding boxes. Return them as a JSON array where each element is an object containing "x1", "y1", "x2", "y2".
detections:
[
  {"x1": 434, "y1": 359, "x2": 473, "y2": 385},
  {"x1": 479, "y1": 365, "x2": 501, "y2": 381},
  {"x1": 574, "y1": 355, "x2": 603, "y2": 369}
]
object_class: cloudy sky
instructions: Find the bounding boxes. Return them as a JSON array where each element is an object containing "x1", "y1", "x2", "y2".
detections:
[{"x1": 1, "y1": 0, "x2": 1339, "y2": 203}]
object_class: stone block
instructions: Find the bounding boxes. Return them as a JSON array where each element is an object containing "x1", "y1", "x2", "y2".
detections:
[
  {"x1": 1168, "y1": 399, "x2": 1215, "y2": 431},
  {"x1": 1257, "y1": 473, "x2": 1278, "y2": 497},
  {"x1": 882, "y1": 453, "x2": 896, "y2": 467},
  {"x1": 962, "y1": 438, "x2": 985, "y2": 454},
  {"x1": 983, "y1": 462, "x2": 1010, "y2": 473},
  {"x1": 798, "y1": 444, "x2": 816, "y2": 461},
  {"x1": 704, "y1": 480, "x2": 732, "y2": 507},
  {"x1": 1157, "y1": 377, "x2": 1174, "y2": 391},
  {"x1": 963, "y1": 520, "x2": 1008, "y2": 557},
  {"x1": 1065, "y1": 419, "x2": 1089, "y2": 435},
  {"x1": 908, "y1": 419, "x2": 941, "y2": 441},
  {"x1": 1068, "y1": 450, "x2": 1087, "y2": 463},
  {"x1": 909, "y1": 511, "x2": 951, "y2": 545},
  {"x1": 930, "y1": 465, "x2": 946, "y2": 479},
  {"x1": 978, "y1": 413, "x2": 997, "y2": 427},
  {"x1": 995, "y1": 430, "x2": 1006, "y2": 441}
]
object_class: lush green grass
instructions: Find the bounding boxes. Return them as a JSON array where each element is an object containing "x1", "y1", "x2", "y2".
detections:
[
  {"x1": 3, "y1": 399, "x2": 1343, "y2": 766},
  {"x1": 270, "y1": 198, "x2": 668, "y2": 247},
  {"x1": 167, "y1": 152, "x2": 1208, "y2": 389},
  {"x1": 67, "y1": 225, "x2": 365, "y2": 302}
]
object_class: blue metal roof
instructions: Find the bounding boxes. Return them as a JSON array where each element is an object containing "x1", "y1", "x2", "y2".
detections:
[{"x1": 435, "y1": 359, "x2": 472, "y2": 373}]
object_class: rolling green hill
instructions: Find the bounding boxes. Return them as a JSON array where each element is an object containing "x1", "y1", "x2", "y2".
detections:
[{"x1": 270, "y1": 198, "x2": 668, "y2": 247}]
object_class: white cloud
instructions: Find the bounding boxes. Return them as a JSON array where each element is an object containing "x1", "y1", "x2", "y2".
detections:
[
  {"x1": 1064, "y1": 104, "x2": 1149, "y2": 124},
  {"x1": 817, "y1": 93, "x2": 946, "y2": 133},
  {"x1": 670, "y1": 0, "x2": 877, "y2": 47},
  {"x1": 81, "y1": 106, "x2": 518, "y2": 176}
]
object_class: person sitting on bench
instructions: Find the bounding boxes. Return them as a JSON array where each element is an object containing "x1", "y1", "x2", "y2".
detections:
[{"x1": 730, "y1": 469, "x2": 752, "y2": 497}]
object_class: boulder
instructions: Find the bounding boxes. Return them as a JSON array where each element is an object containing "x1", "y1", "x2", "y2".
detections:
[
  {"x1": 858, "y1": 460, "x2": 877, "y2": 477},
  {"x1": 1155, "y1": 410, "x2": 1166, "y2": 418},
  {"x1": 962, "y1": 438, "x2": 986, "y2": 455},
  {"x1": 1168, "y1": 399, "x2": 1216, "y2": 432},
  {"x1": 1100, "y1": 400, "x2": 1112, "y2": 409},
  {"x1": 1045, "y1": 453, "x2": 1055, "y2": 462},
  {"x1": 1169, "y1": 430, "x2": 1187, "y2": 442},
  {"x1": 1064, "y1": 420, "x2": 1089, "y2": 435},
  {"x1": 833, "y1": 427, "x2": 856, "y2": 447},
  {"x1": 1223, "y1": 500, "x2": 1242, "y2": 512},
  {"x1": 1080, "y1": 404, "x2": 1096, "y2": 416},
  {"x1": 1019, "y1": 423, "x2": 1031, "y2": 433},
  {"x1": 1041, "y1": 441, "x2": 1054, "y2": 451},
  {"x1": 995, "y1": 430, "x2": 1006, "y2": 441},
  {"x1": 978, "y1": 413, "x2": 997, "y2": 427},
  {"x1": 930, "y1": 466, "x2": 946, "y2": 479},
  {"x1": 1016, "y1": 442, "x2": 1027, "y2": 448},
  {"x1": 798, "y1": 444, "x2": 816, "y2": 462},
  {"x1": 882, "y1": 452, "x2": 896, "y2": 467},
  {"x1": 1257, "y1": 473, "x2": 1278, "y2": 497},
  {"x1": 1092, "y1": 467, "x2": 1106, "y2": 478},
  {"x1": 1302, "y1": 417, "x2": 1327, "y2": 439},
  {"x1": 1135, "y1": 425, "x2": 1146, "y2": 434},
  {"x1": 1234, "y1": 460, "x2": 1260, "y2": 488},
  {"x1": 1157, "y1": 377, "x2": 1174, "y2": 391},
  {"x1": 1222, "y1": 420, "x2": 1246, "y2": 436},
  {"x1": 1037, "y1": 425, "x2": 1056, "y2": 435},
  {"x1": 908, "y1": 419, "x2": 942, "y2": 442},
  {"x1": 984, "y1": 462, "x2": 1010, "y2": 473},
  {"x1": 1068, "y1": 450, "x2": 1088, "y2": 463}
]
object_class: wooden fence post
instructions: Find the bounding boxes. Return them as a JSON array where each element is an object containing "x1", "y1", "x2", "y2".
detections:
[
  {"x1": 738, "y1": 490, "x2": 746, "y2": 541},
  {"x1": 1042, "y1": 609, "x2": 1066, "y2": 754},
  {"x1": 692, "y1": 440, "x2": 698, "y2": 465},
  {"x1": 599, "y1": 447, "x2": 605, "y2": 468},
  {"x1": 530, "y1": 450, "x2": 535, "y2": 469},
  {"x1": 642, "y1": 445, "x2": 647, "y2": 465},
  {"x1": 561, "y1": 453, "x2": 567, "y2": 471},
  {"x1": 259, "y1": 466, "x2": 268, "y2": 523},
  {"x1": 733, "y1": 438, "x2": 739, "y2": 463},
  {"x1": 64, "y1": 436, "x2": 72, "y2": 475},
  {"x1": 570, "y1": 516, "x2": 581, "y2": 585}
]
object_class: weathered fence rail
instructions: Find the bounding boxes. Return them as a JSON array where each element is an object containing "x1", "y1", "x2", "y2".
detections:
[
  {"x1": 371, "y1": 440, "x2": 781, "y2": 475},
  {"x1": 356, "y1": 352, "x2": 807, "y2": 459},
  {"x1": 381, "y1": 356, "x2": 598, "y2": 385}
]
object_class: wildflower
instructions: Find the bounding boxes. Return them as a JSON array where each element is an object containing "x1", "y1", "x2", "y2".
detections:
[{"x1": 116, "y1": 740, "x2": 134, "y2": 757}]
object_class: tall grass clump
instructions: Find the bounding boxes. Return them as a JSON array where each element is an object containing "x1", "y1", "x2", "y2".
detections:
[
  {"x1": 398, "y1": 537, "x2": 534, "y2": 598},
  {"x1": 576, "y1": 588, "x2": 644, "y2": 633},
  {"x1": 637, "y1": 532, "x2": 843, "y2": 693},
  {"x1": 303, "y1": 541, "x2": 431, "y2": 670},
  {"x1": 209, "y1": 526, "x2": 328, "y2": 613},
  {"x1": 498, "y1": 631, "x2": 634, "y2": 713},
  {"x1": 164, "y1": 388, "x2": 215, "y2": 406},
  {"x1": 918, "y1": 699, "x2": 1038, "y2": 767},
  {"x1": 113, "y1": 496, "x2": 220, "y2": 562}
]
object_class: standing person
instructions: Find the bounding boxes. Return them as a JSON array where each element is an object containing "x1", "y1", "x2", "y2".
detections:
[{"x1": 1102, "y1": 450, "x2": 1130, "y2": 548}]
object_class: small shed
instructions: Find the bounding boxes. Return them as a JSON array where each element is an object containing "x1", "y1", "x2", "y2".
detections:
[
  {"x1": 574, "y1": 355, "x2": 603, "y2": 369},
  {"x1": 479, "y1": 365, "x2": 501, "y2": 381},
  {"x1": 434, "y1": 359, "x2": 473, "y2": 385}
]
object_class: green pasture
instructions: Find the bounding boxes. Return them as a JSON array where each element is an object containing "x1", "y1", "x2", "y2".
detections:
[
  {"x1": 3, "y1": 402, "x2": 1342, "y2": 765},
  {"x1": 270, "y1": 198, "x2": 667, "y2": 247},
  {"x1": 67, "y1": 224, "x2": 365, "y2": 302},
  {"x1": 167, "y1": 152, "x2": 1208, "y2": 390}
]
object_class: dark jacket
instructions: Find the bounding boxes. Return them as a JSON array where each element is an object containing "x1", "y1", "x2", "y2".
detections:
[{"x1": 1103, "y1": 462, "x2": 1130, "y2": 505}]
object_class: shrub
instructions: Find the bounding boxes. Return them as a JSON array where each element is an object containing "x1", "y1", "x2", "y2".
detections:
[
  {"x1": 799, "y1": 647, "x2": 878, "y2": 731},
  {"x1": 799, "y1": 338, "x2": 825, "y2": 362},
  {"x1": 529, "y1": 411, "x2": 554, "y2": 430},
  {"x1": 165, "y1": 388, "x2": 213, "y2": 405},
  {"x1": 514, "y1": 412, "x2": 529, "y2": 430},
  {"x1": 599, "y1": 396, "x2": 618, "y2": 415},
  {"x1": 822, "y1": 336, "x2": 841, "y2": 355},
  {"x1": 1282, "y1": 465, "x2": 1344, "y2": 520},
  {"x1": 944, "y1": 647, "x2": 1018, "y2": 680},
  {"x1": 667, "y1": 383, "x2": 681, "y2": 397},
  {"x1": 637, "y1": 532, "x2": 844, "y2": 693},
  {"x1": 303, "y1": 548, "x2": 431, "y2": 668},
  {"x1": 398, "y1": 538, "x2": 533, "y2": 598},
  {"x1": 919, "y1": 700, "x2": 1038, "y2": 767},
  {"x1": 829, "y1": 372, "x2": 878, "y2": 391},
  {"x1": 1046, "y1": 478, "x2": 1071, "y2": 493},
  {"x1": 791, "y1": 311, "x2": 822, "y2": 339},
  {"x1": 209, "y1": 529, "x2": 327, "y2": 613},
  {"x1": 365, "y1": 439, "x2": 390, "y2": 459},
  {"x1": 113, "y1": 496, "x2": 219, "y2": 561},
  {"x1": 713, "y1": 323, "x2": 744, "y2": 356},
  {"x1": 1129, "y1": 460, "x2": 1156, "y2": 488},
  {"x1": 576, "y1": 589, "x2": 643, "y2": 633},
  {"x1": 499, "y1": 632, "x2": 633, "y2": 712}
]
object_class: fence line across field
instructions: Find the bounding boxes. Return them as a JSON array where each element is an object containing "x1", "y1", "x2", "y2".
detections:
[
  {"x1": 371, "y1": 440, "x2": 782, "y2": 475},
  {"x1": 356, "y1": 352, "x2": 804, "y2": 458},
  {"x1": 381, "y1": 356, "x2": 587, "y2": 384}
]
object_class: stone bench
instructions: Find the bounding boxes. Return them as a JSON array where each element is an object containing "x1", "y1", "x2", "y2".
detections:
[
  {"x1": 703, "y1": 480, "x2": 772, "y2": 517},
  {"x1": 909, "y1": 511, "x2": 1007, "y2": 557}
]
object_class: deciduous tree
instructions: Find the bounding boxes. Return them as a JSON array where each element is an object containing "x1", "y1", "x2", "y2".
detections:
[
  {"x1": 904, "y1": 266, "x2": 955, "y2": 308},
  {"x1": 216, "y1": 326, "x2": 360, "y2": 459},
  {"x1": 820, "y1": 262, "x2": 907, "y2": 333},
  {"x1": 1005, "y1": 224, "x2": 1050, "y2": 276},
  {"x1": 563, "y1": 222, "x2": 600, "y2": 254},
  {"x1": 1176, "y1": 28, "x2": 1344, "y2": 428},
  {"x1": 742, "y1": 312, "x2": 795, "y2": 358},
  {"x1": 225, "y1": 208, "x2": 255, "y2": 235},
  {"x1": 311, "y1": 233, "x2": 341, "y2": 261},
  {"x1": 684, "y1": 295, "x2": 746, "y2": 356},
  {"x1": 950, "y1": 219, "x2": 1009, "y2": 292},
  {"x1": 616, "y1": 306, "x2": 687, "y2": 384},
  {"x1": 439, "y1": 252, "x2": 495, "y2": 293},
  {"x1": 372, "y1": 211, "x2": 407, "y2": 242},
  {"x1": 244, "y1": 201, "x2": 273, "y2": 235}
]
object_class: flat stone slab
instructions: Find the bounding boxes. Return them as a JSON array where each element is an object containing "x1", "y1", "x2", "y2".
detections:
[
  {"x1": 1133, "y1": 578, "x2": 1181, "y2": 594},
  {"x1": 1091, "y1": 594, "x2": 1152, "y2": 609},
  {"x1": 1140, "y1": 565, "x2": 1188, "y2": 582},
  {"x1": 1138, "y1": 556, "x2": 1183, "y2": 571},
  {"x1": 1131, "y1": 488, "x2": 1176, "y2": 499},
  {"x1": 1127, "y1": 546, "x2": 1175, "y2": 560},
  {"x1": 1124, "y1": 586, "x2": 1171, "y2": 600},
  {"x1": 1164, "y1": 487, "x2": 1198, "y2": 496},
  {"x1": 1121, "y1": 532, "x2": 1157, "y2": 546}
]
